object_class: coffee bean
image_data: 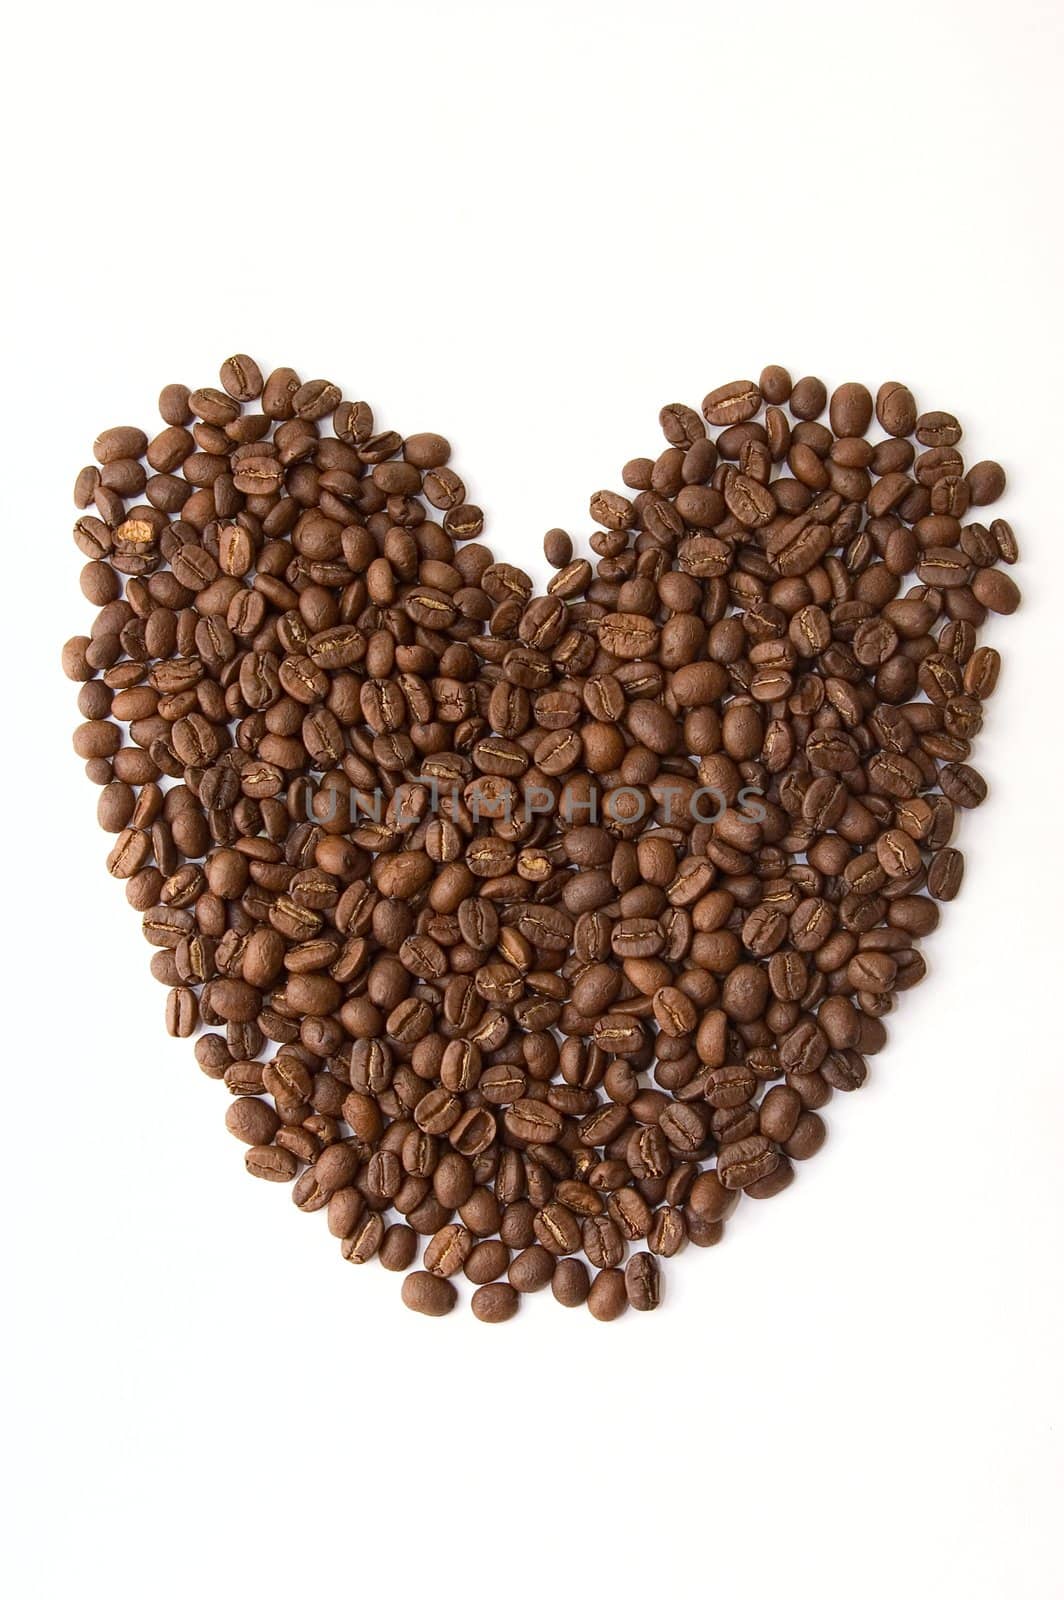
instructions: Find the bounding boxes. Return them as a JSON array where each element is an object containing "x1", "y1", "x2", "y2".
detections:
[
  {"x1": 928, "y1": 848, "x2": 965, "y2": 901},
  {"x1": 544, "y1": 528, "x2": 573, "y2": 568},
  {"x1": 624, "y1": 1252, "x2": 661, "y2": 1311},
  {"x1": 93, "y1": 426, "x2": 147, "y2": 466},
  {"x1": 379, "y1": 1224, "x2": 418, "y2": 1272},
  {"x1": 471, "y1": 1283, "x2": 520, "y2": 1323},
  {"x1": 245, "y1": 1145, "x2": 299, "y2": 1183},
  {"x1": 789, "y1": 375, "x2": 828, "y2": 420},
  {"x1": 225, "y1": 1097, "x2": 281, "y2": 1146},
  {"x1": 165, "y1": 986, "x2": 198, "y2": 1037},
  {"x1": 971, "y1": 567, "x2": 1020, "y2": 614},
  {"x1": 717, "y1": 1136, "x2": 780, "y2": 1191},
  {"x1": 785, "y1": 1112, "x2": 826, "y2": 1161},
  {"x1": 702, "y1": 380, "x2": 761, "y2": 426},
  {"x1": 587, "y1": 1267, "x2": 628, "y2": 1321},
  {"x1": 545, "y1": 1259, "x2": 587, "y2": 1310},
  {"x1": 464, "y1": 1239, "x2": 510, "y2": 1284},
  {"x1": 829, "y1": 383, "x2": 874, "y2": 438},
  {"x1": 759, "y1": 365, "x2": 792, "y2": 405},
  {"x1": 940, "y1": 763, "x2": 987, "y2": 808},
  {"x1": 401, "y1": 1271, "x2": 457, "y2": 1317},
  {"x1": 508, "y1": 1244, "x2": 555, "y2": 1294},
  {"x1": 966, "y1": 460, "x2": 1007, "y2": 505},
  {"x1": 219, "y1": 354, "x2": 264, "y2": 402},
  {"x1": 423, "y1": 1222, "x2": 473, "y2": 1276},
  {"x1": 876, "y1": 382, "x2": 918, "y2": 437},
  {"x1": 189, "y1": 388, "x2": 240, "y2": 427},
  {"x1": 342, "y1": 1213, "x2": 385, "y2": 1264}
]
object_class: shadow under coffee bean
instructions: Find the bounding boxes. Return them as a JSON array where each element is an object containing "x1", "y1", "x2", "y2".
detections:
[{"x1": 63, "y1": 357, "x2": 1021, "y2": 1319}]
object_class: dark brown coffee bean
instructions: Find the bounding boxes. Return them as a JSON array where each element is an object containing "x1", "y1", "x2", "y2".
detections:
[
  {"x1": 702, "y1": 380, "x2": 761, "y2": 427},
  {"x1": 342, "y1": 1212, "x2": 385, "y2": 1264},
  {"x1": 219, "y1": 354, "x2": 264, "y2": 402},
  {"x1": 93, "y1": 426, "x2": 147, "y2": 465},
  {"x1": 401, "y1": 1271, "x2": 457, "y2": 1317},
  {"x1": 829, "y1": 382, "x2": 873, "y2": 437},
  {"x1": 379, "y1": 1224, "x2": 418, "y2": 1272},
  {"x1": 940, "y1": 763, "x2": 987, "y2": 808},
  {"x1": 225, "y1": 1097, "x2": 281, "y2": 1146},
  {"x1": 165, "y1": 986, "x2": 198, "y2": 1037},
  {"x1": 717, "y1": 1137, "x2": 780, "y2": 1191},
  {"x1": 927, "y1": 848, "x2": 964, "y2": 901},
  {"x1": 587, "y1": 1267, "x2": 628, "y2": 1321},
  {"x1": 552, "y1": 1257, "x2": 591, "y2": 1307},
  {"x1": 971, "y1": 567, "x2": 1020, "y2": 614},
  {"x1": 508, "y1": 1244, "x2": 555, "y2": 1294},
  {"x1": 423, "y1": 1223, "x2": 473, "y2": 1277},
  {"x1": 789, "y1": 376, "x2": 828, "y2": 420},
  {"x1": 544, "y1": 527, "x2": 573, "y2": 568},
  {"x1": 464, "y1": 1239, "x2": 511, "y2": 1285},
  {"x1": 759, "y1": 365, "x2": 792, "y2": 405},
  {"x1": 876, "y1": 382, "x2": 918, "y2": 437},
  {"x1": 245, "y1": 1145, "x2": 299, "y2": 1183},
  {"x1": 624, "y1": 1252, "x2": 661, "y2": 1311},
  {"x1": 471, "y1": 1283, "x2": 520, "y2": 1323}
]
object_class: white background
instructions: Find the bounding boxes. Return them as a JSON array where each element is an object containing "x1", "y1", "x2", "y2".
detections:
[{"x1": 2, "y1": 2, "x2": 1061, "y2": 1596}]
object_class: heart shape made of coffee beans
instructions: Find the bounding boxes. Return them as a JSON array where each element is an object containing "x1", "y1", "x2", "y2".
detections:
[{"x1": 64, "y1": 358, "x2": 1020, "y2": 1321}]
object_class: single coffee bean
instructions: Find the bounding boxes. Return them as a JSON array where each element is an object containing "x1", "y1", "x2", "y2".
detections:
[
  {"x1": 928, "y1": 848, "x2": 965, "y2": 901},
  {"x1": 219, "y1": 354, "x2": 264, "y2": 402},
  {"x1": 379, "y1": 1224, "x2": 418, "y2": 1272},
  {"x1": 544, "y1": 528, "x2": 573, "y2": 568},
  {"x1": 587, "y1": 1267, "x2": 628, "y2": 1321},
  {"x1": 551, "y1": 1257, "x2": 591, "y2": 1307},
  {"x1": 471, "y1": 1283, "x2": 520, "y2": 1323},
  {"x1": 225, "y1": 1097, "x2": 281, "y2": 1146},
  {"x1": 165, "y1": 986, "x2": 198, "y2": 1037},
  {"x1": 342, "y1": 1213, "x2": 385, "y2": 1264},
  {"x1": 245, "y1": 1145, "x2": 299, "y2": 1183},
  {"x1": 702, "y1": 379, "x2": 761, "y2": 426},
  {"x1": 789, "y1": 375, "x2": 828, "y2": 420},
  {"x1": 971, "y1": 567, "x2": 1020, "y2": 614},
  {"x1": 401, "y1": 1271, "x2": 457, "y2": 1317},
  {"x1": 508, "y1": 1244, "x2": 555, "y2": 1294},
  {"x1": 464, "y1": 1239, "x2": 511, "y2": 1285},
  {"x1": 624, "y1": 1252, "x2": 661, "y2": 1311}
]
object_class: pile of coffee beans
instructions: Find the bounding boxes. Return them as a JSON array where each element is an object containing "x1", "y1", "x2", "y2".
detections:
[{"x1": 63, "y1": 358, "x2": 1020, "y2": 1320}]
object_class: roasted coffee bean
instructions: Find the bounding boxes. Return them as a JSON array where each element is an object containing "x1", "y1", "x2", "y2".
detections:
[
  {"x1": 401, "y1": 1271, "x2": 457, "y2": 1317},
  {"x1": 165, "y1": 986, "x2": 198, "y2": 1037},
  {"x1": 940, "y1": 763, "x2": 987, "y2": 808},
  {"x1": 587, "y1": 1267, "x2": 628, "y2": 1321},
  {"x1": 67, "y1": 359, "x2": 1019, "y2": 1317},
  {"x1": 225, "y1": 1097, "x2": 281, "y2": 1147},
  {"x1": 624, "y1": 1252, "x2": 661, "y2": 1311},
  {"x1": 219, "y1": 354, "x2": 264, "y2": 402},
  {"x1": 464, "y1": 1239, "x2": 511, "y2": 1285},
  {"x1": 470, "y1": 1282, "x2": 520, "y2": 1323},
  {"x1": 245, "y1": 1145, "x2": 299, "y2": 1183},
  {"x1": 508, "y1": 1244, "x2": 555, "y2": 1294},
  {"x1": 702, "y1": 380, "x2": 761, "y2": 427},
  {"x1": 551, "y1": 1256, "x2": 591, "y2": 1307},
  {"x1": 928, "y1": 848, "x2": 965, "y2": 901},
  {"x1": 423, "y1": 1222, "x2": 473, "y2": 1277},
  {"x1": 342, "y1": 1213, "x2": 385, "y2": 1263},
  {"x1": 379, "y1": 1224, "x2": 418, "y2": 1272},
  {"x1": 717, "y1": 1136, "x2": 780, "y2": 1191}
]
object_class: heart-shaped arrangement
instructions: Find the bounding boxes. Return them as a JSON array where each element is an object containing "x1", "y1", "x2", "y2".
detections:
[{"x1": 63, "y1": 358, "x2": 1020, "y2": 1321}]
